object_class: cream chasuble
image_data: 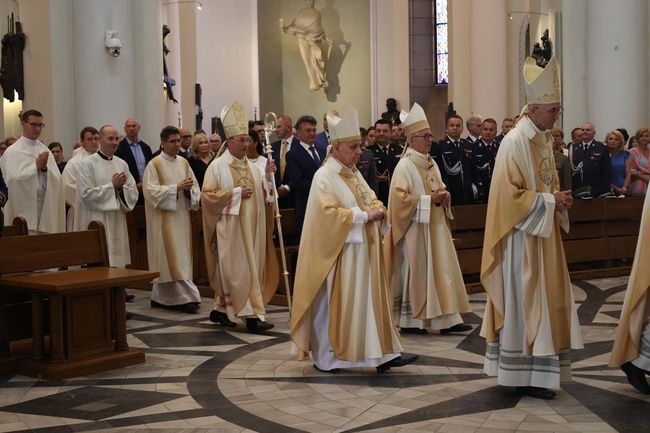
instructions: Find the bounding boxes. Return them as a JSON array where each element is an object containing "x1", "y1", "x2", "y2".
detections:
[
  {"x1": 76, "y1": 153, "x2": 138, "y2": 267},
  {"x1": 0, "y1": 136, "x2": 65, "y2": 233},
  {"x1": 201, "y1": 150, "x2": 279, "y2": 320},
  {"x1": 385, "y1": 149, "x2": 470, "y2": 330},
  {"x1": 610, "y1": 192, "x2": 650, "y2": 370},
  {"x1": 143, "y1": 153, "x2": 201, "y2": 305},
  {"x1": 63, "y1": 148, "x2": 94, "y2": 231},
  {"x1": 480, "y1": 115, "x2": 583, "y2": 389},
  {"x1": 290, "y1": 157, "x2": 402, "y2": 368}
]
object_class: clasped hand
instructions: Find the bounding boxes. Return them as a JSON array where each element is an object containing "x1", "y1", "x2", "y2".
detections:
[
  {"x1": 112, "y1": 172, "x2": 127, "y2": 188},
  {"x1": 431, "y1": 188, "x2": 451, "y2": 206},
  {"x1": 554, "y1": 190, "x2": 573, "y2": 212}
]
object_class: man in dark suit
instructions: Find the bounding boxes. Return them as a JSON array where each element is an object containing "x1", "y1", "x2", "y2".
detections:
[
  {"x1": 314, "y1": 109, "x2": 338, "y2": 152},
  {"x1": 0, "y1": 169, "x2": 7, "y2": 233},
  {"x1": 177, "y1": 128, "x2": 192, "y2": 159},
  {"x1": 569, "y1": 122, "x2": 611, "y2": 197},
  {"x1": 430, "y1": 114, "x2": 474, "y2": 205},
  {"x1": 495, "y1": 117, "x2": 514, "y2": 144},
  {"x1": 285, "y1": 115, "x2": 326, "y2": 232},
  {"x1": 470, "y1": 118, "x2": 499, "y2": 204},
  {"x1": 114, "y1": 117, "x2": 153, "y2": 205},
  {"x1": 367, "y1": 118, "x2": 403, "y2": 205},
  {"x1": 270, "y1": 114, "x2": 298, "y2": 209}
]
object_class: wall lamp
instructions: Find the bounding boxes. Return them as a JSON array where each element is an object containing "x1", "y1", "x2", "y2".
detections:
[
  {"x1": 508, "y1": 11, "x2": 549, "y2": 20},
  {"x1": 162, "y1": 1, "x2": 202, "y2": 10}
]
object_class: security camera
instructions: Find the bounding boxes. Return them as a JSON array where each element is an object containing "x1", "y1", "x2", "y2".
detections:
[
  {"x1": 108, "y1": 38, "x2": 121, "y2": 57},
  {"x1": 105, "y1": 31, "x2": 121, "y2": 57}
]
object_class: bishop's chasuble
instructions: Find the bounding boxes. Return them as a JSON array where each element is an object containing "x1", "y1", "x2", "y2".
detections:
[
  {"x1": 291, "y1": 157, "x2": 402, "y2": 371},
  {"x1": 143, "y1": 153, "x2": 201, "y2": 305},
  {"x1": 201, "y1": 150, "x2": 279, "y2": 321},
  {"x1": 0, "y1": 136, "x2": 65, "y2": 233},
  {"x1": 610, "y1": 192, "x2": 650, "y2": 370},
  {"x1": 480, "y1": 115, "x2": 583, "y2": 390},
  {"x1": 385, "y1": 148, "x2": 471, "y2": 330},
  {"x1": 76, "y1": 152, "x2": 138, "y2": 267}
]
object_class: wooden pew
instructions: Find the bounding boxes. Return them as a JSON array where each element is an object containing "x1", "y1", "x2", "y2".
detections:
[{"x1": 0, "y1": 222, "x2": 158, "y2": 380}]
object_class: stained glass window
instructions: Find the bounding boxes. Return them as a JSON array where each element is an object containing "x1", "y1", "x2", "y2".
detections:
[{"x1": 435, "y1": 0, "x2": 448, "y2": 84}]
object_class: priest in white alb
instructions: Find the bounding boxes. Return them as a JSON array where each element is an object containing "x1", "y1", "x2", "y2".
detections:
[
  {"x1": 290, "y1": 107, "x2": 418, "y2": 373},
  {"x1": 0, "y1": 109, "x2": 65, "y2": 234},
  {"x1": 202, "y1": 101, "x2": 279, "y2": 334},
  {"x1": 480, "y1": 56, "x2": 583, "y2": 400},
  {"x1": 76, "y1": 125, "x2": 138, "y2": 267},
  {"x1": 385, "y1": 103, "x2": 472, "y2": 336},
  {"x1": 63, "y1": 126, "x2": 99, "y2": 231},
  {"x1": 143, "y1": 125, "x2": 202, "y2": 314}
]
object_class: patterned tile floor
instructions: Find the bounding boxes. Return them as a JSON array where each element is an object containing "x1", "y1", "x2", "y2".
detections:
[{"x1": 1, "y1": 277, "x2": 648, "y2": 433}]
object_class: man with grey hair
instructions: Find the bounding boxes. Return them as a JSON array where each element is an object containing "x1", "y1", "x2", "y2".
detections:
[
  {"x1": 466, "y1": 114, "x2": 483, "y2": 142},
  {"x1": 481, "y1": 57, "x2": 582, "y2": 400}
]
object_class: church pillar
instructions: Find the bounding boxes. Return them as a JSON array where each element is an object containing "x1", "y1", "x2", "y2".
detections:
[
  {"x1": 585, "y1": 0, "x2": 647, "y2": 138},
  {"x1": 469, "y1": 0, "x2": 508, "y2": 122}
]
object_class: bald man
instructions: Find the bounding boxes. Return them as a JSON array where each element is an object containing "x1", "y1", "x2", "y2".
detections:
[{"x1": 114, "y1": 117, "x2": 154, "y2": 204}]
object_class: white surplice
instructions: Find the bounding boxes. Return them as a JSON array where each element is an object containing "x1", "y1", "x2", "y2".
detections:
[
  {"x1": 76, "y1": 152, "x2": 138, "y2": 267},
  {"x1": 143, "y1": 153, "x2": 201, "y2": 305},
  {"x1": 62, "y1": 148, "x2": 94, "y2": 231},
  {"x1": 0, "y1": 136, "x2": 65, "y2": 233}
]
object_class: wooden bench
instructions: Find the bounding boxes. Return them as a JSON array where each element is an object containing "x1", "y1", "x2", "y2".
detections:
[
  {"x1": 449, "y1": 197, "x2": 644, "y2": 292},
  {"x1": 0, "y1": 221, "x2": 158, "y2": 380}
]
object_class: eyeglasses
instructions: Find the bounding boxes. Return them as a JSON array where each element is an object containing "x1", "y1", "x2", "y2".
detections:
[
  {"x1": 412, "y1": 133, "x2": 434, "y2": 140},
  {"x1": 25, "y1": 122, "x2": 45, "y2": 129},
  {"x1": 181, "y1": 135, "x2": 192, "y2": 139},
  {"x1": 209, "y1": 140, "x2": 221, "y2": 144},
  {"x1": 166, "y1": 139, "x2": 182, "y2": 144}
]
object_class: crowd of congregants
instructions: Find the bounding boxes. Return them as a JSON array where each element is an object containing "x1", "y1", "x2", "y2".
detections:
[{"x1": 1, "y1": 55, "x2": 650, "y2": 400}]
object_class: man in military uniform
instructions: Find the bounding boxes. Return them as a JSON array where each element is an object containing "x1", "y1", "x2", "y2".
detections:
[
  {"x1": 568, "y1": 122, "x2": 611, "y2": 197},
  {"x1": 430, "y1": 115, "x2": 474, "y2": 205},
  {"x1": 367, "y1": 118, "x2": 403, "y2": 205},
  {"x1": 471, "y1": 118, "x2": 499, "y2": 203}
]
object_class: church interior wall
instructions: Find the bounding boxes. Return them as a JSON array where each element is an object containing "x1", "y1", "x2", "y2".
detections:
[{"x1": 2, "y1": 0, "x2": 650, "y2": 155}]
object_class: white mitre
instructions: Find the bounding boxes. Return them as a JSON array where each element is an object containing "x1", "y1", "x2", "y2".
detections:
[
  {"x1": 327, "y1": 107, "x2": 360, "y2": 144},
  {"x1": 221, "y1": 101, "x2": 249, "y2": 138},
  {"x1": 401, "y1": 102, "x2": 430, "y2": 136},
  {"x1": 524, "y1": 56, "x2": 561, "y2": 105}
]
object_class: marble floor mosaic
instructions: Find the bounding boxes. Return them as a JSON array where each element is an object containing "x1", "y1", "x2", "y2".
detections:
[{"x1": 0, "y1": 276, "x2": 648, "y2": 433}]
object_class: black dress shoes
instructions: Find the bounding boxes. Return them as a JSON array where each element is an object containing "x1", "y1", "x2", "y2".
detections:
[
  {"x1": 313, "y1": 364, "x2": 340, "y2": 373},
  {"x1": 209, "y1": 310, "x2": 237, "y2": 327},
  {"x1": 621, "y1": 361, "x2": 650, "y2": 394},
  {"x1": 376, "y1": 354, "x2": 419, "y2": 373},
  {"x1": 125, "y1": 292, "x2": 135, "y2": 302},
  {"x1": 245, "y1": 318, "x2": 274, "y2": 334},
  {"x1": 516, "y1": 386, "x2": 557, "y2": 399},
  {"x1": 400, "y1": 327, "x2": 428, "y2": 335},
  {"x1": 440, "y1": 323, "x2": 473, "y2": 334}
]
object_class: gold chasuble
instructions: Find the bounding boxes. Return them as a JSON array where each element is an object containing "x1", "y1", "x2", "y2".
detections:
[
  {"x1": 610, "y1": 192, "x2": 650, "y2": 367},
  {"x1": 480, "y1": 115, "x2": 583, "y2": 389},
  {"x1": 201, "y1": 150, "x2": 279, "y2": 319},
  {"x1": 291, "y1": 157, "x2": 401, "y2": 362},
  {"x1": 385, "y1": 149, "x2": 470, "y2": 325}
]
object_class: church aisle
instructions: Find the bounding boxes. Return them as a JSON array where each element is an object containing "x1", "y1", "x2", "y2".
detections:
[{"x1": 0, "y1": 277, "x2": 646, "y2": 433}]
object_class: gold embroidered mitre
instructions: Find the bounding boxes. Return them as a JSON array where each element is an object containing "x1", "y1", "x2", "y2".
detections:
[
  {"x1": 221, "y1": 101, "x2": 249, "y2": 138},
  {"x1": 524, "y1": 56, "x2": 561, "y2": 104},
  {"x1": 327, "y1": 107, "x2": 360, "y2": 144},
  {"x1": 401, "y1": 102, "x2": 430, "y2": 136}
]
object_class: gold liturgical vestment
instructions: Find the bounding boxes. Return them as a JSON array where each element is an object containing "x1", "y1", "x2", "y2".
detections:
[
  {"x1": 385, "y1": 149, "x2": 470, "y2": 329},
  {"x1": 610, "y1": 192, "x2": 650, "y2": 368},
  {"x1": 291, "y1": 157, "x2": 401, "y2": 364},
  {"x1": 480, "y1": 115, "x2": 583, "y2": 389},
  {"x1": 201, "y1": 150, "x2": 279, "y2": 319}
]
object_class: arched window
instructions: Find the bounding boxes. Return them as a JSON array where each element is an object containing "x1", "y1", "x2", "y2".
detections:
[{"x1": 435, "y1": 0, "x2": 448, "y2": 84}]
